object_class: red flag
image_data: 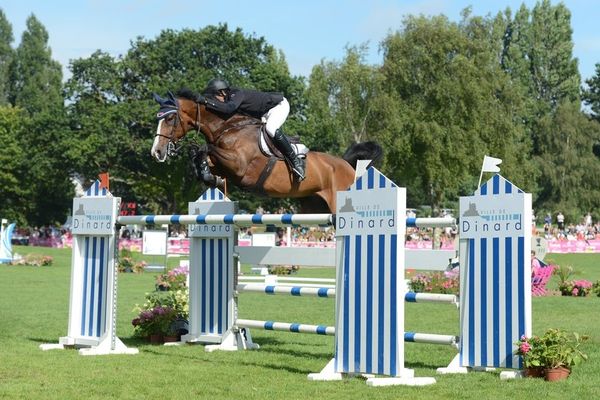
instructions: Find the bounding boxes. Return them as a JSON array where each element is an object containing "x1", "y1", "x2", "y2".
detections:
[{"x1": 99, "y1": 172, "x2": 109, "y2": 190}]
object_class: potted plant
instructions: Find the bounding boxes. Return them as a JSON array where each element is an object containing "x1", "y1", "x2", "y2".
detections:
[
  {"x1": 515, "y1": 328, "x2": 589, "y2": 380},
  {"x1": 117, "y1": 256, "x2": 135, "y2": 273},
  {"x1": 515, "y1": 335, "x2": 545, "y2": 377},
  {"x1": 539, "y1": 328, "x2": 588, "y2": 381},
  {"x1": 132, "y1": 305, "x2": 177, "y2": 344}
]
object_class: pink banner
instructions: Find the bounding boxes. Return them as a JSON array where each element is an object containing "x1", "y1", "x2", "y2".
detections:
[{"x1": 546, "y1": 239, "x2": 600, "y2": 253}]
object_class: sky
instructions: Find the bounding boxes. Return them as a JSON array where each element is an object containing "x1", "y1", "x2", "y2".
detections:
[{"x1": 2, "y1": 1, "x2": 599, "y2": 83}]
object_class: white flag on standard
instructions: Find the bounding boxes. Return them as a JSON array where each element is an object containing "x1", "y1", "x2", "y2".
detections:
[
  {"x1": 478, "y1": 155, "x2": 502, "y2": 187},
  {"x1": 482, "y1": 155, "x2": 502, "y2": 172}
]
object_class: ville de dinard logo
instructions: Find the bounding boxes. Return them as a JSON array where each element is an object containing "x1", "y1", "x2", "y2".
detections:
[
  {"x1": 72, "y1": 203, "x2": 113, "y2": 230},
  {"x1": 337, "y1": 197, "x2": 396, "y2": 230},
  {"x1": 188, "y1": 207, "x2": 232, "y2": 233},
  {"x1": 461, "y1": 202, "x2": 523, "y2": 234}
]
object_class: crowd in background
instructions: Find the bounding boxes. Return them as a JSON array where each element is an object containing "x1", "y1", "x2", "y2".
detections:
[{"x1": 536, "y1": 211, "x2": 600, "y2": 241}]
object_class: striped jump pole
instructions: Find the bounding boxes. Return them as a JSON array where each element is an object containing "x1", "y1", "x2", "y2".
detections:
[
  {"x1": 237, "y1": 283, "x2": 336, "y2": 298},
  {"x1": 236, "y1": 319, "x2": 335, "y2": 336},
  {"x1": 406, "y1": 217, "x2": 456, "y2": 228},
  {"x1": 118, "y1": 213, "x2": 333, "y2": 227},
  {"x1": 405, "y1": 332, "x2": 458, "y2": 346},
  {"x1": 118, "y1": 213, "x2": 453, "y2": 229},
  {"x1": 235, "y1": 319, "x2": 458, "y2": 347},
  {"x1": 237, "y1": 283, "x2": 458, "y2": 306}
]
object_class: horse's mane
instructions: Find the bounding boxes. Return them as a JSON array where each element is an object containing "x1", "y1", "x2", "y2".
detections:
[{"x1": 176, "y1": 88, "x2": 199, "y2": 101}]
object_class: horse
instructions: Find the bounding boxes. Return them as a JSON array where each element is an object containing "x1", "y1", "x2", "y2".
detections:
[{"x1": 151, "y1": 89, "x2": 382, "y2": 213}]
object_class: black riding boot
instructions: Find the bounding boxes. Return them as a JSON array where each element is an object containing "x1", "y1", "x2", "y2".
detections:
[{"x1": 273, "y1": 129, "x2": 305, "y2": 181}]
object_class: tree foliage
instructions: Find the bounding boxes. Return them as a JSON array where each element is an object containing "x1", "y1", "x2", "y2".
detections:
[
  {"x1": 303, "y1": 45, "x2": 381, "y2": 154},
  {"x1": 0, "y1": 9, "x2": 13, "y2": 105},
  {"x1": 378, "y1": 13, "x2": 532, "y2": 211},
  {"x1": 583, "y1": 63, "x2": 600, "y2": 122},
  {"x1": 0, "y1": 106, "x2": 27, "y2": 224},
  {"x1": 2, "y1": 13, "x2": 71, "y2": 225}
]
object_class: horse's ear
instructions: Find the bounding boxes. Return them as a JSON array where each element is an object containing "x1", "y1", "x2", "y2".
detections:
[
  {"x1": 167, "y1": 91, "x2": 180, "y2": 108},
  {"x1": 152, "y1": 92, "x2": 164, "y2": 104}
]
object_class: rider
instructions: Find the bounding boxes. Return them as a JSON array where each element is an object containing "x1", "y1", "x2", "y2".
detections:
[{"x1": 196, "y1": 78, "x2": 305, "y2": 181}]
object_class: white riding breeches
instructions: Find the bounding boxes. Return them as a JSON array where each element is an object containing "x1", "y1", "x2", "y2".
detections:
[{"x1": 262, "y1": 97, "x2": 290, "y2": 137}]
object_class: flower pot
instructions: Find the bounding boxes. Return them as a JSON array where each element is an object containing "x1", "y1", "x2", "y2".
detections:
[
  {"x1": 163, "y1": 335, "x2": 179, "y2": 343},
  {"x1": 544, "y1": 366, "x2": 570, "y2": 381},
  {"x1": 525, "y1": 366, "x2": 545, "y2": 378},
  {"x1": 149, "y1": 334, "x2": 164, "y2": 345},
  {"x1": 170, "y1": 318, "x2": 189, "y2": 337}
]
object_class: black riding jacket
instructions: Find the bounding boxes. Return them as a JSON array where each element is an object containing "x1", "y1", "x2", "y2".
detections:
[{"x1": 204, "y1": 88, "x2": 284, "y2": 119}]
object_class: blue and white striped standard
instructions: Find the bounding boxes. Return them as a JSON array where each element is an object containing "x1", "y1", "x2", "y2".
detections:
[
  {"x1": 191, "y1": 237, "x2": 231, "y2": 336},
  {"x1": 184, "y1": 189, "x2": 236, "y2": 344},
  {"x1": 77, "y1": 236, "x2": 110, "y2": 338},
  {"x1": 459, "y1": 174, "x2": 532, "y2": 369},
  {"x1": 334, "y1": 167, "x2": 407, "y2": 377},
  {"x1": 60, "y1": 181, "x2": 121, "y2": 348},
  {"x1": 84, "y1": 180, "x2": 110, "y2": 197}
]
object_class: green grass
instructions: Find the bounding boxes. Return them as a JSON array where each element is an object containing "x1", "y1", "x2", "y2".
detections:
[{"x1": 1, "y1": 246, "x2": 599, "y2": 399}]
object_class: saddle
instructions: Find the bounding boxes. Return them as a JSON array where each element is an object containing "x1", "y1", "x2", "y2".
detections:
[{"x1": 258, "y1": 126, "x2": 309, "y2": 159}]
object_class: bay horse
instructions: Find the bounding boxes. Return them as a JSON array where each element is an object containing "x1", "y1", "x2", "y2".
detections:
[{"x1": 151, "y1": 89, "x2": 382, "y2": 213}]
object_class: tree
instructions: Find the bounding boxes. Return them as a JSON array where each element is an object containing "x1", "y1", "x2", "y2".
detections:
[
  {"x1": 0, "y1": 106, "x2": 27, "y2": 224},
  {"x1": 500, "y1": 1, "x2": 598, "y2": 219},
  {"x1": 0, "y1": 9, "x2": 13, "y2": 105},
  {"x1": 378, "y1": 13, "x2": 531, "y2": 212},
  {"x1": 303, "y1": 45, "x2": 381, "y2": 154},
  {"x1": 503, "y1": 1, "x2": 580, "y2": 154},
  {"x1": 534, "y1": 100, "x2": 600, "y2": 219},
  {"x1": 7, "y1": 14, "x2": 70, "y2": 226},
  {"x1": 583, "y1": 63, "x2": 600, "y2": 122},
  {"x1": 8, "y1": 14, "x2": 62, "y2": 114}
]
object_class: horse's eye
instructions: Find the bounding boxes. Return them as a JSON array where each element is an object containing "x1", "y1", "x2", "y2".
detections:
[{"x1": 165, "y1": 115, "x2": 177, "y2": 126}]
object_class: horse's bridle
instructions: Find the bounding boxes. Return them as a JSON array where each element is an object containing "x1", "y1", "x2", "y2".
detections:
[{"x1": 155, "y1": 102, "x2": 202, "y2": 157}]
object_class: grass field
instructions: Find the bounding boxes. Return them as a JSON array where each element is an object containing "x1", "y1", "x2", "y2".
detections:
[{"x1": 1, "y1": 246, "x2": 599, "y2": 399}]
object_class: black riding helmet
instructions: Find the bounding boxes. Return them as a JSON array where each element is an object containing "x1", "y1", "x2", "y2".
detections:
[{"x1": 203, "y1": 78, "x2": 230, "y2": 96}]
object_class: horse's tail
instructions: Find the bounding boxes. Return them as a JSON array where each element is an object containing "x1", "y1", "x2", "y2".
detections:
[{"x1": 342, "y1": 141, "x2": 383, "y2": 170}]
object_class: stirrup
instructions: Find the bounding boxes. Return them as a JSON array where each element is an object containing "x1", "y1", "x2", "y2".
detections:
[{"x1": 290, "y1": 159, "x2": 306, "y2": 181}]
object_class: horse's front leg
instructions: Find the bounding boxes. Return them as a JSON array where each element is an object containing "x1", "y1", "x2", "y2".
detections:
[{"x1": 189, "y1": 145, "x2": 224, "y2": 188}]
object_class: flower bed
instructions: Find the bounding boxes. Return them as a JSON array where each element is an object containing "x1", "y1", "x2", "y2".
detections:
[
  {"x1": 407, "y1": 268, "x2": 459, "y2": 294},
  {"x1": 558, "y1": 279, "x2": 593, "y2": 296},
  {"x1": 10, "y1": 254, "x2": 53, "y2": 267}
]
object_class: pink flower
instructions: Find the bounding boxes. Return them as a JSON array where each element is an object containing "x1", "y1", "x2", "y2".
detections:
[
  {"x1": 519, "y1": 342, "x2": 531, "y2": 353},
  {"x1": 572, "y1": 287, "x2": 579, "y2": 296}
]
